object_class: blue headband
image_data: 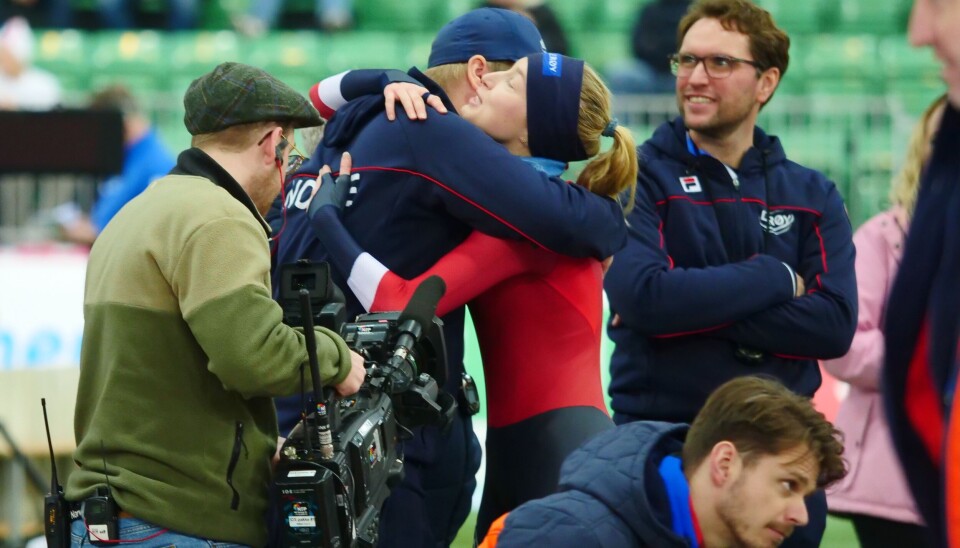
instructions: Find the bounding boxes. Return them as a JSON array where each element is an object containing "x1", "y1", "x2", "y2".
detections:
[{"x1": 526, "y1": 53, "x2": 588, "y2": 162}]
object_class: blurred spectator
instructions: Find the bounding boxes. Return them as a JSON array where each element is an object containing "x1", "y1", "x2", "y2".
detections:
[
  {"x1": 0, "y1": 0, "x2": 72, "y2": 29},
  {"x1": 883, "y1": 1, "x2": 960, "y2": 546},
  {"x1": 607, "y1": 0, "x2": 692, "y2": 94},
  {"x1": 59, "y1": 85, "x2": 174, "y2": 245},
  {"x1": 0, "y1": 16, "x2": 59, "y2": 109},
  {"x1": 97, "y1": 0, "x2": 198, "y2": 30},
  {"x1": 480, "y1": 1, "x2": 567, "y2": 54},
  {"x1": 821, "y1": 93, "x2": 946, "y2": 548},
  {"x1": 233, "y1": 0, "x2": 353, "y2": 36}
]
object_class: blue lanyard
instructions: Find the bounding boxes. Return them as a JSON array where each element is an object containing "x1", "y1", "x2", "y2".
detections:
[{"x1": 658, "y1": 455, "x2": 700, "y2": 548}]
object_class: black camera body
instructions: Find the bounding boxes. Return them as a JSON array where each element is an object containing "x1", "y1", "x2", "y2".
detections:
[{"x1": 270, "y1": 261, "x2": 455, "y2": 548}]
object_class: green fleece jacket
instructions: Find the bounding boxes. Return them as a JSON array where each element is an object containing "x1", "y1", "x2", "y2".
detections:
[{"x1": 66, "y1": 149, "x2": 351, "y2": 546}]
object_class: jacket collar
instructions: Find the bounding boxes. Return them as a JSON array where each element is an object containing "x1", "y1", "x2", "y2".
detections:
[
  {"x1": 649, "y1": 117, "x2": 786, "y2": 176},
  {"x1": 409, "y1": 67, "x2": 458, "y2": 115},
  {"x1": 170, "y1": 147, "x2": 271, "y2": 237}
]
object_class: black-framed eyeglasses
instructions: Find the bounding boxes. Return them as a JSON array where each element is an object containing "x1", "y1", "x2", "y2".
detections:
[{"x1": 668, "y1": 53, "x2": 763, "y2": 79}]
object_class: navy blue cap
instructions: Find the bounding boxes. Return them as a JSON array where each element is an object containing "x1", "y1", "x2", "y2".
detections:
[{"x1": 428, "y1": 8, "x2": 546, "y2": 68}]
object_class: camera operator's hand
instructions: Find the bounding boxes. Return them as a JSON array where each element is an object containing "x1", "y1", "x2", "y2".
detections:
[
  {"x1": 384, "y1": 82, "x2": 448, "y2": 121},
  {"x1": 308, "y1": 152, "x2": 353, "y2": 219},
  {"x1": 334, "y1": 350, "x2": 367, "y2": 397}
]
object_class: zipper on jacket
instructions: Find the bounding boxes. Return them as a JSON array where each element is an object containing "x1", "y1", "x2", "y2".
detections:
[
  {"x1": 226, "y1": 421, "x2": 248, "y2": 511},
  {"x1": 724, "y1": 164, "x2": 745, "y2": 259}
]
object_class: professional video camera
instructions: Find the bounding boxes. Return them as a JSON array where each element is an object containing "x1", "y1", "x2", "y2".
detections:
[{"x1": 270, "y1": 260, "x2": 457, "y2": 548}]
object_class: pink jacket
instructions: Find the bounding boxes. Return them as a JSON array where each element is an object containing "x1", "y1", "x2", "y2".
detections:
[{"x1": 821, "y1": 207, "x2": 923, "y2": 524}]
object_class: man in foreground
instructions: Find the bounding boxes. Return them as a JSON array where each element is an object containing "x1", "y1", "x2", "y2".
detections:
[{"x1": 487, "y1": 375, "x2": 847, "y2": 547}]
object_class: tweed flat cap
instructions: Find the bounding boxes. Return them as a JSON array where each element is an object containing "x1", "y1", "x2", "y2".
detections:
[{"x1": 183, "y1": 62, "x2": 322, "y2": 135}]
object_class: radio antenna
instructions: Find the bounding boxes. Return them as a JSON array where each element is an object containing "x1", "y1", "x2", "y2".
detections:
[{"x1": 42, "y1": 398, "x2": 60, "y2": 493}]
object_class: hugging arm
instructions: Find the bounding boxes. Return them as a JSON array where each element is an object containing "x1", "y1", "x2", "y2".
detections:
[
  {"x1": 311, "y1": 69, "x2": 444, "y2": 120},
  {"x1": 399, "y1": 115, "x2": 627, "y2": 260},
  {"x1": 308, "y1": 180, "x2": 554, "y2": 315}
]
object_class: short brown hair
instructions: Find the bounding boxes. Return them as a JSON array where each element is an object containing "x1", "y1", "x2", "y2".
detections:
[
  {"x1": 682, "y1": 376, "x2": 846, "y2": 489},
  {"x1": 191, "y1": 120, "x2": 294, "y2": 152},
  {"x1": 422, "y1": 60, "x2": 514, "y2": 92},
  {"x1": 678, "y1": 0, "x2": 790, "y2": 82}
]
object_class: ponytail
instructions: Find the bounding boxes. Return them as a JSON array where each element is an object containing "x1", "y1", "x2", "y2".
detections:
[
  {"x1": 577, "y1": 124, "x2": 637, "y2": 212},
  {"x1": 575, "y1": 64, "x2": 638, "y2": 212}
]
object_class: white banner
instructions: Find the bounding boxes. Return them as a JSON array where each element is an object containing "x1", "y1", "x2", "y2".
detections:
[{"x1": 0, "y1": 246, "x2": 86, "y2": 371}]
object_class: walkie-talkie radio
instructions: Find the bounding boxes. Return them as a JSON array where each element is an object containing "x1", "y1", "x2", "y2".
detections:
[{"x1": 42, "y1": 398, "x2": 70, "y2": 548}]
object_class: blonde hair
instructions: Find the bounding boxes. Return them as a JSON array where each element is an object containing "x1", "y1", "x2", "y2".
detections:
[
  {"x1": 422, "y1": 60, "x2": 514, "y2": 91},
  {"x1": 576, "y1": 64, "x2": 638, "y2": 212},
  {"x1": 889, "y1": 94, "x2": 948, "y2": 220},
  {"x1": 190, "y1": 121, "x2": 294, "y2": 152}
]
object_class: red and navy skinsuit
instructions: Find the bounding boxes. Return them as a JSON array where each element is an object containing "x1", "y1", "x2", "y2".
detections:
[
  {"x1": 269, "y1": 69, "x2": 626, "y2": 548},
  {"x1": 308, "y1": 153, "x2": 615, "y2": 540},
  {"x1": 604, "y1": 117, "x2": 858, "y2": 547}
]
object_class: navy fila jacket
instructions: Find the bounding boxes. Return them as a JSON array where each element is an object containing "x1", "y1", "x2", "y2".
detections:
[
  {"x1": 604, "y1": 117, "x2": 857, "y2": 424},
  {"x1": 269, "y1": 70, "x2": 627, "y2": 436}
]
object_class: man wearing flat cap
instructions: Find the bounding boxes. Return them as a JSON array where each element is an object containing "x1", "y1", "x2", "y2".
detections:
[{"x1": 66, "y1": 62, "x2": 364, "y2": 546}]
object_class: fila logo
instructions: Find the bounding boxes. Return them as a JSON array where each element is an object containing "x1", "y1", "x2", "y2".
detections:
[
  {"x1": 679, "y1": 175, "x2": 702, "y2": 193},
  {"x1": 760, "y1": 210, "x2": 795, "y2": 235}
]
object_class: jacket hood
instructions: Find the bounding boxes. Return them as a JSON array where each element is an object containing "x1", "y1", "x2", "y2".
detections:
[
  {"x1": 558, "y1": 421, "x2": 690, "y2": 545},
  {"x1": 321, "y1": 93, "x2": 386, "y2": 149},
  {"x1": 643, "y1": 117, "x2": 787, "y2": 176}
]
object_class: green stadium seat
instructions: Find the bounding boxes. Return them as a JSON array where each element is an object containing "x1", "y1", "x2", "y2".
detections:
[
  {"x1": 396, "y1": 32, "x2": 436, "y2": 70},
  {"x1": 757, "y1": 0, "x2": 834, "y2": 35},
  {"x1": 242, "y1": 32, "x2": 326, "y2": 78},
  {"x1": 836, "y1": 0, "x2": 910, "y2": 35},
  {"x1": 879, "y1": 37, "x2": 941, "y2": 81},
  {"x1": 319, "y1": 31, "x2": 406, "y2": 75},
  {"x1": 88, "y1": 31, "x2": 171, "y2": 102},
  {"x1": 353, "y1": 0, "x2": 452, "y2": 33},
  {"x1": 590, "y1": 0, "x2": 643, "y2": 33},
  {"x1": 169, "y1": 31, "x2": 243, "y2": 77},
  {"x1": 33, "y1": 29, "x2": 92, "y2": 94},
  {"x1": 800, "y1": 35, "x2": 882, "y2": 96},
  {"x1": 878, "y1": 37, "x2": 944, "y2": 116},
  {"x1": 200, "y1": 0, "x2": 249, "y2": 31},
  {"x1": 571, "y1": 32, "x2": 632, "y2": 74},
  {"x1": 776, "y1": 123, "x2": 850, "y2": 182},
  {"x1": 551, "y1": 0, "x2": 594, "y2": 32}
]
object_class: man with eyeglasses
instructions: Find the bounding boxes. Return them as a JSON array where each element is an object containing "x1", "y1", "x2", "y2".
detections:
[
  {"x1": 65, "y1": 62, "x2": 365, "y2": 547},
  {"x1": 604, "y1": 1, "x2": 857, "y2": 546}
]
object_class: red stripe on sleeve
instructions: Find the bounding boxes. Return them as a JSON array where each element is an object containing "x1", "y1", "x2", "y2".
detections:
[{"x1": 309, "y1": 83, "x2": 335, "y2": 120}]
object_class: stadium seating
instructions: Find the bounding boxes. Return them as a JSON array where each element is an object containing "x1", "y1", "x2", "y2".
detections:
[{"x1": 23, "y1": 0, "x2": 945, "y2": 228}]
